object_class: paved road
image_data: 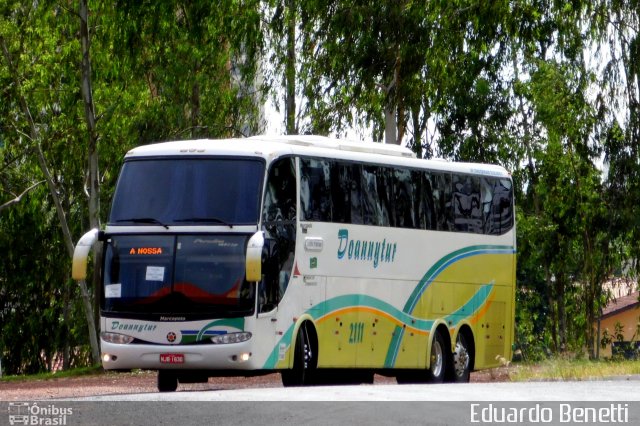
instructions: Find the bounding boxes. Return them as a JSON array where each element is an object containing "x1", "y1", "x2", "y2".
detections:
[
  {"x1": 72, "y1": 378, "x2": 640, "y2": 401},
  {"x1": 44, "y1": 380, "x2": 640, "y2": 425}
]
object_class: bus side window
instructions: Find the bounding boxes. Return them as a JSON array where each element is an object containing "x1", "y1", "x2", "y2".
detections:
[
  {"x1": 260, "y1": 157, "x2": 296, "y2": 312},
  {"x1": 453, "y1": 174, "x2": 482, "y2": 234},
  {"x1": 432, "y1": 172, "x2": 453, "y2": 231},
  {"x1": 300, "y1": 158, "x2": 332, "y2": 222},
  {"x1": 480, "y1": 177, "x2": 495, "y2": 234},
  {"x1": 485, "y1": 177, "x2": 514, "y2": 235},
  {"x1": 350, "y1": 164, "x2": 364, "y2": 225},
  {"x1": 331, "y1": 161, "x2": 352, "y2": 223},
  {"x1": 378, "y1": 168, "x2": 394, "y2": 227},
  {"x1": 363, "y1": 165, "x2": 384, "y2": 226},
  {"x1": 416, "y1": 171, "x2": 436, "y2": 230},
  {"x1": 300, "y1": 159, "x2": 312, "y2": 221},
  {"x1": 394, "y1": 168, "x2": 415, "y2": 228}
]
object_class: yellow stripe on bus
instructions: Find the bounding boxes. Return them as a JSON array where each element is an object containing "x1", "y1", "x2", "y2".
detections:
[{"x1": 317, "y1": 306, "x2": 430, "y2": 336}]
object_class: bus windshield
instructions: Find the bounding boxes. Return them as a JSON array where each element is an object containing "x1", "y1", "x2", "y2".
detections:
[
  {"x1": 103, "y1": 234, "x2": 255, "y2": 317},
  {"x1": 109, "y1": 158, "x2": 264, "y2": 226}
]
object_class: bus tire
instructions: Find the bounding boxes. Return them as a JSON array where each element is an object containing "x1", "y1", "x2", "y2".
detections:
[
  {"x1": 427, "y1": 329, "x2": 447, "y2": 383},
  {"x1": 157, "y1": 370, "x2": 178, "y2": 392},
  {"x1": 281, "y1": 322, "x2": 317, "y2": 387},
  {"x1": 448, "y1": 331, "x2": 472, "y2": 383}
]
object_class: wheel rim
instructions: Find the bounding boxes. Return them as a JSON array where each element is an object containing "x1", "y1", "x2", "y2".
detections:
[
  {"x1": 430, "y1": 337, "x2": 443, "y2": 377},
  {"x1": 454, "y1": 334, "x2": 470, "y2": 378},
  {"x1": 298, "y1": 324, "x2": 315, "y2": 385},
  {"x1": 302, "y1": 340, "x2": 311, "y2": 370},
  {"x1": 301, "y1": 325, "x2": 313, "y2": 370},
  {"x1": 282, "y1": 324, "x2": 315, "y2": 387}
]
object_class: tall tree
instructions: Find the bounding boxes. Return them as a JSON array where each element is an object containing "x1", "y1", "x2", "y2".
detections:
[
  {"x1": 0, "y1": 0, "x2": 266, "y2": 373},
  {"x1": 0, "y1": 1, "x2": 99, "y2": 369},
  {"x1": 510, "y1": 0, "x2": 626, "y2": 358},
  {"x1": 266, "y1": 0, "x2": 304, "y2": 135},
  {"x1": 79, "y1": 0, "x2": 101, "y2": 363},
  {"x1": 109, "y1": 0, "x2": 265, "y2": 141},
  {"x1": 298, "y1": 0, "x2": 433, "y2": 144}
]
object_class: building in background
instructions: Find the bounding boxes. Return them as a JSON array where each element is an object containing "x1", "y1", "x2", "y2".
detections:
[{"x1": 597, "y1": 285, "x2": 639, "y2": 359}]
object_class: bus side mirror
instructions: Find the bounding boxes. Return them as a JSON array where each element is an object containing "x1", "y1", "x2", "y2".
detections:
[
  {"x1": 246, "y1": 231, "x2": 264, "y2": 282},
  {"x1": 72, "y1": 228, "x2": 100, "y2": 280}
]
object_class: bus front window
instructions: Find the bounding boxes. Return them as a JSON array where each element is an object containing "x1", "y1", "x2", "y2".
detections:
[
  {"x1": 103, "y1": 234, "x2": 255, "y2": 317},
  {"x1": 109, "y1": 158, "x2": 264, "y2": 227}
]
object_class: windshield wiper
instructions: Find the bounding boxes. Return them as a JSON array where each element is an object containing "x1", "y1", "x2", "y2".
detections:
[
  {"x1": 115, "y1": 217, "x2": 169, "y2": 229},
  {"x1": 173, "y1": 217, "x2": 233, "y2": 228}
]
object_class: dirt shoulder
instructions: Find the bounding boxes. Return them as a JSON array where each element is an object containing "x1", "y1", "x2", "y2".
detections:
[{"x1": 0, "y1": 368, "x2": 510, "y2": 401}]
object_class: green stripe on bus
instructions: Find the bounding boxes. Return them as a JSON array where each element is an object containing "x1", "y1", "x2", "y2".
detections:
[{"x1": 265, "y1": 246, "x2": 512, "y2": 369}]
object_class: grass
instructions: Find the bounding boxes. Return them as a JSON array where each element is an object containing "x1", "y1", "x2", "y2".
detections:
[
  {"x1": 508, "y1": 358, "x2": 640, "y2": 382},
  {"x1": 0, "y1": 365, "x2": 104, "y2": 383}
]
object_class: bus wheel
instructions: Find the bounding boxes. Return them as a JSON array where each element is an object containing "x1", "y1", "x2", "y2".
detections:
[
  {"x1": 451, "y1": 332, "x2": 471, "y2": 383},
  {"x1": 281, "y1": 322, "x2": 317, "y2": 387},
  {"x1": 157, "y1": 370, "x2": 178, "y2": 392},
  {"x1": 427, "y1": 330, "x2": 447, "y2": 383}
]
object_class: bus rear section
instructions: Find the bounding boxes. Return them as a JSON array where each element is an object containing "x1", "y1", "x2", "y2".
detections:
[{"x1": 281, "y1": 152, "x2": 516, "y2": 385}]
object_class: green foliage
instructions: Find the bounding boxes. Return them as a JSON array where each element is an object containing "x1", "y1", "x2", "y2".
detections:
[
  {"x1": 0, "y1": 189, "x2": 88, "y2": 374},
  {"x1": 0, "y1": 365, "x2": 102, "y2": 383},
  {"x1": 106, "y1": 0, "x2": 265, "y2": 141},
  {"x1": 510, "y1": 358, "x2": 640, "y2": 382},
  {"x1": 0, "y1": 0, "x2": 265, "y2": 374},
  {"x1": 601, "y1": 328, "x2": 612, "y2": 350},
  {"x1": 614, "y1": 322, "x2": 626, "y2": 343}
]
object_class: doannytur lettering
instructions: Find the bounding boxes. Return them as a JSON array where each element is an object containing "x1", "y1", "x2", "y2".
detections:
[
  {"x1": 337, "y1": 229, "x2": 397, "y2": 268},
  {"x1": 111, "y1": 321, "x2": 157, "y2": 333}
]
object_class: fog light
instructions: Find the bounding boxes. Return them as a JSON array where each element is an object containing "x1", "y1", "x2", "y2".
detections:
[
  {"x1": 102, "y1": 353, "x2": 115, "y2": 362},
  {"x1": 239, "y1": 352, "x2": 250, "y2": 362}
]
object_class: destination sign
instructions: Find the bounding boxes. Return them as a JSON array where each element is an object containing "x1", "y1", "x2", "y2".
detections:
[{"x1": 128, "y1": 247, "x2": 164, "y2": 255}]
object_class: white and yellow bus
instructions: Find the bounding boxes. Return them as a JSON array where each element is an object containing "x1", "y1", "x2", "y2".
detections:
[{"x1": 72, "y1": 135, "x2": 515, "y2": 391}]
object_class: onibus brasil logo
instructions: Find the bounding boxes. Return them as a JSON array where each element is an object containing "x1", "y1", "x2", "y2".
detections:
[{"x1": 8, "y1": 402, "x2": 73, "y2": 425}]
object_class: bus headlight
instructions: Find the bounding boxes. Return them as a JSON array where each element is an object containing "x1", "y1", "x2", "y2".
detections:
[
  {"x1": 101, "y1": 332, "x2": 134, "y2": 344},
  {"x1": 210, "y1": 332, "x2": 252, "y2": 344}
]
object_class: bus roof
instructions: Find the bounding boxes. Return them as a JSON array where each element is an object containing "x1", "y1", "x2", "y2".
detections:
[{"x1": 124, "y1": 135, "x2": 511, "y2": 178}]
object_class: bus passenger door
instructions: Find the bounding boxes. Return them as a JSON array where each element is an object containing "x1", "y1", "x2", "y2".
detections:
[
  {"x1": 260, "y1": 157, "x2": 296, "y2": 311},
  {"x1": 259, "y1": 157, "x2": 297, "y2": 364}
]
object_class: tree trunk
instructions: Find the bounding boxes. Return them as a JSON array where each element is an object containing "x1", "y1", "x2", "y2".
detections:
[
  {"x1": 285, "y1": 0, "x2": 296, "y2": 135},
  {"x1": 80, "y1": 0, "x2": 102, "y2": 364},
  {"x1": 545, "y1": 266, "x2": 557, "y2": 352},
  {"x1": 586, "y1": 278, "x2": 598, "y2": 359},
  {"x1": 384, "y1": 107, "x2": 396, "y2": 144},
  {"x1": 411, "y1": 104, "x2": 422, "y2": 158},
  {"x1": 556, "y1": 275, "x2": 566, "y2": 353},
  {"x1": 384, "y1": 51, "x2": 401, "y2": 145}
]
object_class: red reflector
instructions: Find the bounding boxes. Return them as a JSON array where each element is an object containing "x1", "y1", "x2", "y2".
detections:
[{"x1": 160, "y1": 354, "x2": 185, "y2": 364}]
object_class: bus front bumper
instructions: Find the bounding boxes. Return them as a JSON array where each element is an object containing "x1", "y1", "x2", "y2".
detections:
[{"x1": 100, "y1": 339, "x2": 259, "y2": 371}]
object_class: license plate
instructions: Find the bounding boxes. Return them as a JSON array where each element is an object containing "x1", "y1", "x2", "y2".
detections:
[{"x1": 160, "y1": 354, "x2": 184, "y2": 364}]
